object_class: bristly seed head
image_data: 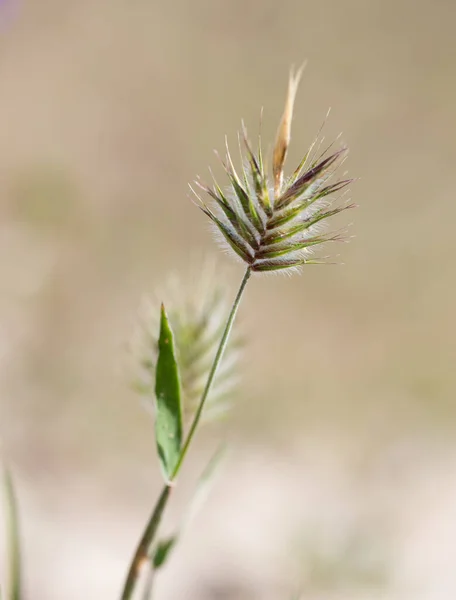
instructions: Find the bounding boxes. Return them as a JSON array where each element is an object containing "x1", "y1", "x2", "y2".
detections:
[
  {"x1": 130, "y1": 260, "x2": 241, "y2": 423},
  {"x1": 191, "y1": 66, "x2": 356, "y2": 274}
]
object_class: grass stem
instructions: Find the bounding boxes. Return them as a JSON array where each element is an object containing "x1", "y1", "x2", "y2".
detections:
[
  {"x1": 171, "y1": 266, "x2": 251, "y2": 479},
  {"x1": 3, "y1": 467, "x2": 21, "y2": 600},
  {"x1": 120, "y1": 267, "x2": 251, "y2": 600}
]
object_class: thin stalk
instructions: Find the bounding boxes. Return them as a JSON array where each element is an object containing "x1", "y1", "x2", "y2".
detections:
[
  {"x1": 121, "y1": 485, "x2": 171, "y2": 600},
  {"x1": 3, "y1": 467, "x2": 21, "y2": 600},
  {"x1": 120, "y1": 266, "x2": 251, "y2": 600},
  {"x1": 171, "y1": 266, "x2": 251, "y2": 478}
]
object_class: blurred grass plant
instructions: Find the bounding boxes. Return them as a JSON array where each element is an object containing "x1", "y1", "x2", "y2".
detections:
[
  {"x1": 131, "y1": 261, "x2": 240, "y2": 424},
  {"x1": 1, "y1": 465, "x2": 21, "y2": 600},
  {"x1": 121, "y1": 66, "x2": 355, "y2": 599},
  {"x1": 0, "y1": 65, "x2": 355, "y2": 600}
]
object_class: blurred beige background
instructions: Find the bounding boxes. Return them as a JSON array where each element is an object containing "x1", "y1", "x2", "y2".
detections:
[{"x1": 1, "y1": 0, "x2": 456, "y2": 598}]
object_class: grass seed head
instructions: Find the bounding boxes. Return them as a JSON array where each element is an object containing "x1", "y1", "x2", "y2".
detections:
[
  {"x1": 192, "y1": 68, "x2": 355, "y2": 274},
  {"x1": 130, "y1": 260, "x2": 241, "y2": 423}
]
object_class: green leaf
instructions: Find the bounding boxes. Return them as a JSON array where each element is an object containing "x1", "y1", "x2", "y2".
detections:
[
  {"x1": 152, "y1": 537, "x2": 176, "y2": 569},
  {"x1": 151, "y1": 445, "x2": 226, "y2": 572},
  {"x1": 154, "y1": 305, "x2": 183, "y2": 481},
  {"x1": 2, "y1": 466, "x2": 21, "y2": 600}
]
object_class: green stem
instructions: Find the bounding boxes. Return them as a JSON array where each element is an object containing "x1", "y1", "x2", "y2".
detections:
[
  {"x1": 3, "y1": 467, "x2": 21, "y2": 600},
  {"x1": 120, "y1": 267, "x2": 251, "y2": 600},
  {"x1": 120, "y1": 485, "x2": 171, "y2": 600},
  {"x1": 171, "y1": 266, "x2": 251, "y2": 479}
]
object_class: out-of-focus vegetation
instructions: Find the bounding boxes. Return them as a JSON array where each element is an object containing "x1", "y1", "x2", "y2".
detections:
[{"x1": 1, "y1": 1, "x2": 455, "y2": 598}]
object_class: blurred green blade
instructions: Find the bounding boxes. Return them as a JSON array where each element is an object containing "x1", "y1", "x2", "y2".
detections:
[
  {"x1": 184, "y1": 443, "x2": 226, "y2": 525},
  {"x1": 154, "y1": 305, "x2": 183, "y2": 481},
  {"x1": 2, "y1": 467, "x2": 21, "y2": 600},
  {"x1": 152, "y1": 537, "x2": 176, "y2": 569},
  {"x1": 151, "y1": 444, "x2": 226, "y2": 572}
]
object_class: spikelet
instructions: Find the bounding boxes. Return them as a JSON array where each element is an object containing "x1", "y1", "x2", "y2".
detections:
[
  {"x1": 131, "y1": 260, "x2": 240, "y2": 423},
  {"x1": 191, "y1": 67, "x2": 355, "y2": 274}
]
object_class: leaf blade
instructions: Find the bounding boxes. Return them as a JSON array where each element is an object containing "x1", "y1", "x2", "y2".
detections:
[
  {"x1": 2, "y1": 466, "x2": 21, "y2": 600},
  {"x1": 154, "y1": 305, "x2": 183, "y2": 481}
]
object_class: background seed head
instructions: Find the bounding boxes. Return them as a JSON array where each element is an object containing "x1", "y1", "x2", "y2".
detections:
[
  {"x1": 192, "y1": 67, "x2": 356, "y2": 274},
  {"x1": 131, "y1": 260, "x2": 241, "y2": 423}
]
